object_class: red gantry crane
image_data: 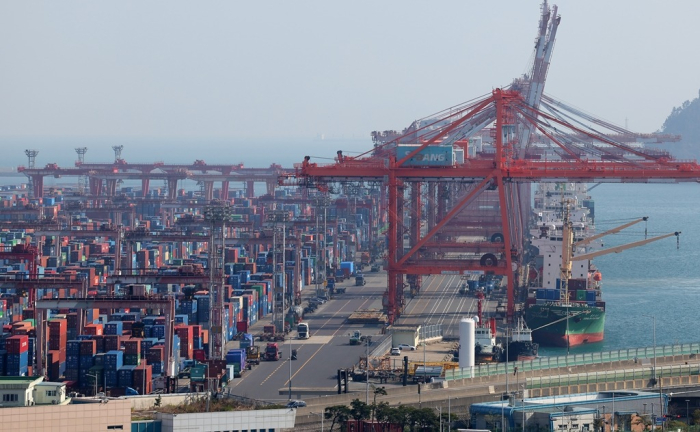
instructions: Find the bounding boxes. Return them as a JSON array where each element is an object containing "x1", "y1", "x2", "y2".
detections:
[{"x1": 286, "y1": 3, "x2": 700, "y2": 325}]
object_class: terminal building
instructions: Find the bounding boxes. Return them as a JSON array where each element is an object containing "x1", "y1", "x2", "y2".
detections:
[{"x1": 469, "y1": 390, "x2": 668, "y2": 432}]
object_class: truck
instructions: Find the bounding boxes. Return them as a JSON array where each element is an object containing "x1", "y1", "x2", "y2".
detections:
[
  {"x1": 297, "y1": 322, "x2": 310, "y2": 339},
  {"x1": 360, "y1": 251, "x2": 371, "y2": 267},
  {"x1": 355, "y1": 275, "x2": 366, "y2": 286},
  {"x1": 246, "y1": 345, "x2": 260, "y2": 366},
  {"x1": 349, "y1": 330, "x2": 371, "y2": 345},
  {"x1": 264, "y1": 342, "x2": 282, "y2": 361},
  {"x1": 225, "y1": 349, "x2": 247, "y2": 377}
]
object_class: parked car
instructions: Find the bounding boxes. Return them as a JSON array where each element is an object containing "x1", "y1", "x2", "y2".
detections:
[
  {"x1": 397, "y1": 344, "x2": 416, "y2": 351},
  {"x1": 390, "y1": 347, "x2": 401, "y2": 356},
  {"x1": 287, "y1": 400, "x2": 307, "y2": 408}
]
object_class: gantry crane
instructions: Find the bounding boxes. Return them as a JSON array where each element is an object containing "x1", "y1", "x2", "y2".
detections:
[{"x1": 289, "y1": 3, "x2": 700, "y2": 325}]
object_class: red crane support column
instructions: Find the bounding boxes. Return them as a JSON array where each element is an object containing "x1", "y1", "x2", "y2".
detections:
[
  {"x1": 202, "y1": 181, "x2": 214, "y2": 201},
  {"x1": 105, "y1": 179, "x2": 118, "y2": 196},
  {"x1": 31, "y1": 175, "x2": 44, "y2": 198},
  {"x1": 385, "y1": 165, "x2": 399, "y2": 324},
  {"x1": 494, "y1": 89, "x2": 517, "y2": 321},
  {"x1": 167, "y1": 178, "x2": 179, "y2": 200},
  {"x1": 141, "y1": 178, "x2": 150, "y2": 197},
  {"x1": 221, "y1": 181, "x2": 229, "y2": 200},
  {"x1": 246, "y1": 180, "x2": 255, "y2": 198}
]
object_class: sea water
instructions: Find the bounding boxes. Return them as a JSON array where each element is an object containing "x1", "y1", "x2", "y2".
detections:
[{"x1": 538, "y1": 182, "x2": 700, "y2": 356}]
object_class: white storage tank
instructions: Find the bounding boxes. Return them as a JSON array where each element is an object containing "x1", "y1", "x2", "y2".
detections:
[{"x1": 459, "y1": 317, "x2": 475, "y2": 370}]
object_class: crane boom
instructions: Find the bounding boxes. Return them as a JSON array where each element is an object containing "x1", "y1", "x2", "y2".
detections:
[
  {"x1": 572, "y1": 231, "x2": 679, "y2": 262},
  {"x1": 573, "y1": 216, "x2": 648, "y2": 247}
]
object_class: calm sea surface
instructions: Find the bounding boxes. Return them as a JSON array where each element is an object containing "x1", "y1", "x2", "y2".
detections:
[{"x1": 538, "y1": 182, "x2": 700, "y2": 356}]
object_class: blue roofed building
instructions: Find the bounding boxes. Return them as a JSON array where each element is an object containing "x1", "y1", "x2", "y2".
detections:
[{"x1": 469, "y1": 390, "x2": 668, "y2": 431}]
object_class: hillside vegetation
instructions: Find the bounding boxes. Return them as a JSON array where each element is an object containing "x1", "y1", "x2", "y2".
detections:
[{"x1": 656, "y1": 90, "x2": 700, "y2": 160}]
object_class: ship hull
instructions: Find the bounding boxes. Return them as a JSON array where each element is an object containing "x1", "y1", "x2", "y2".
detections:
[
  {"x1": 507, "y1": 341, "x2": 539, "y2": 362},
  {"x1": 525, "y1": 304, "x2": 605, "y2": 348}
]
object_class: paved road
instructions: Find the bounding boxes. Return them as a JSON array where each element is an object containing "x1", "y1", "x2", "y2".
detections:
[
  {"x1": 399, "y1": 274, "x2": 488, "y2": 338},
  {"x1": 227, "y1": 270, "x2": 387, "y2": 403}
]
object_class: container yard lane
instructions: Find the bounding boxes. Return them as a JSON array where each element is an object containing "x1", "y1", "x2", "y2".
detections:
[
  {"x1": 227, "y1": 270, "x2": 386, "y2": 403},
  {"x1": 398, "y1": 275, "x2": 482, "y2": 338}
]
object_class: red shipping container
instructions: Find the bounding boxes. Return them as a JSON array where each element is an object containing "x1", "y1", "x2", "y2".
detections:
[
  {"x1": 48, "y1": 318, "x2": 67, "y2": 332},
  {"x1": 132, "y1": 363, "x2": 152, "y2": 395},
  {"x1": 6, "y1": 335, "x2": 28, "y2": 354},
  {"x1": 124, "y1": 339, "x2": 141, "y2": 355},
  {"x1": 193, "y1": 349, "x2": 206, "y2": 362},
  {"x1": 236, "y1": 321, "x2": 248, "y2": 333},
  {"x1": 83, "y1": 323, "x2": 103, "y2": 336},
  {"x1": 147, "y1": 346, "x2": 164, "y2": 363},
  {"x1": 175, "y1": 326, "x2": 193, "y2": 359},
  {"x1": 79, "y1": 339, "x2": 97, "y2": 356}
]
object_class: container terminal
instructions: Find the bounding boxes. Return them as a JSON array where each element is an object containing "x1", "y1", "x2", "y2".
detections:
[{"x1": 1, "y1": 2, "x2": 700, "y2": 432}]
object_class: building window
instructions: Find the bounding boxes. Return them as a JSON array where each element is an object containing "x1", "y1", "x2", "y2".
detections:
[
  {"x1": 2, "y1": 394, "x2": 18, "y2": 402},
  {"x1": 45, "y1": 390, "x2": 57, "y2": 397},
  {"x1": 107, "y1": 426, "x2": 124, "y2": 430}
]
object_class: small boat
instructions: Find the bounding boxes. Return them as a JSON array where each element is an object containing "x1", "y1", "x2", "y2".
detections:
[{"x1": 507, "y1": 318, "x2": 539, "y2": 361}]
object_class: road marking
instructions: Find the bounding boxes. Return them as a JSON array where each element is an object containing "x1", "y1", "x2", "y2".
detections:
[
  {"x1": 234, "y1": 275, "x2": 381, "y2": 388},
  {"x1": 283, "y1": 296, "x2": 371, "y2": 386}
]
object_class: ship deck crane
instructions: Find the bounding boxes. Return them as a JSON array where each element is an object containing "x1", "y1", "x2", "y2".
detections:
[
  {"x1": 573, "y1": 216, "x2": 648, "y2": 248},
  {"x1": 560, "y1": 212, "x2": 680, "y2": 300}
]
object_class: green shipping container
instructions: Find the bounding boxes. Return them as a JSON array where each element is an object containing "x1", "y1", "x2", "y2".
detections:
[
  {"x1": 576, "y1": 290, "x2": 586, "y2": 301},
  {"x1": 190, "y1": 365, "x2": 207, "y2": 381}
]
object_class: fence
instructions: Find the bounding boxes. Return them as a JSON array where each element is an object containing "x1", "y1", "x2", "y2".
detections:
[
  {"x1": 528, "y1": 362, "x2": 700, "y2": 389},
  {"x1": 445, "y1": 342, "x2": 700, "y2": 381},
  {"x1": 369, "y1": 334, "x2": 392, "y2": 358},
  {"x1": 419, "y1": 324, "x2": 443, "y2": 341}
]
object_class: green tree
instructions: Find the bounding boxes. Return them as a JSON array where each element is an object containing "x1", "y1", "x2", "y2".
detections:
[
  {"x1": 693, "y1": 408, "x2": 700, "y2": 427},
  {"x1": 350, "y1": 398, "x2": 371, "y2": 422},
  {"x1": 408, "y1": 407, "x2": 439, "y2": 431},
  {"x1": 593, "y1": 416, "x2": 605, "y2": 432},
  {"x1": 374, "y1": 402, "x2": 392, "y2": 431},
  {"x1": 325, "y1": 405, "x2": 351, "y2": 432},
  {"x1": 440, "y1": 411, "x2": 458, "y2": 431},
  {"x1": 391, "y1": 405, "x2": 414, "y2": 431},
  {"x1": 370, "y1": 386, "x2": 388, "y2": 424}
]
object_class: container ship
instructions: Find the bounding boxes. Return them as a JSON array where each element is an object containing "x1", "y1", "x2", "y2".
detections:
[
  {"x1": 523, "y1": 183, "x2": 678, "y2": 347},
  {"x1": 524, "y1": 183, "x2": 605, "y2": 348}
]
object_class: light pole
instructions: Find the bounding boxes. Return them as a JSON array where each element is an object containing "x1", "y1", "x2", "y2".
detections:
[
  {"x1": 365, "y1": 338, "x2": 370, "y2": 404},
  {"x1": 86, "y1": 372, "x2": 98, "y2": 396},
  {"x1": 311, "y1": 411, "x2": 325, "y2": 431},
  {"x1": 686, "y1": 399, "x2": 690, "y2": 428},
  {"x1": 521, "y1": 384, "x2": 526, "y2": 432},
  {"x1": 642, "y1": 314, "x2": 657, "y2": 383},
  {"x1": 268, "y1": 211, "x2": 290, "y2": 332},
  {"x1": 314, "y1": 196, "x2": 330, "y2": 298}
]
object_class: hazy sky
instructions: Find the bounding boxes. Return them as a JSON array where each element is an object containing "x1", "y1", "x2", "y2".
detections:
[{"x1": 1, "y1": 1, "x2": 699, "y2": 166}]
